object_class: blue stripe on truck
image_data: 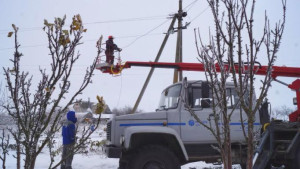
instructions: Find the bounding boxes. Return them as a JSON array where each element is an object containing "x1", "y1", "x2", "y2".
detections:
[
  {"x1": 119, "y1": 122, "x2": 260, "y2": 127},
  {"x1": 230, "y1": 122, "x2": 261, "y2": 126},
  {"x1": 120, "y1": 122, "x2": 186, "y2": 127}
]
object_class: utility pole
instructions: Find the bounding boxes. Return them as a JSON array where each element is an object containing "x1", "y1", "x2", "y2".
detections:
[
  {"x1": 131, "y1": 16, "x2": 177, "y2": 113},
  {"x1": 131, "y1": 0, "x2": 187, "y2": 113},
  {"x1": 173, "y1": 0, "x2": 185, "y2": 83}
]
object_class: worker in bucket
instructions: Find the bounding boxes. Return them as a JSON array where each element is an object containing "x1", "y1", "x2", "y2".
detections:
[
  {"x1": 61, "y1": 110, "x2": 77, "y2": 169},
  {"x1": 105, "y1": 35, "x2": 122, "y2": 64}
]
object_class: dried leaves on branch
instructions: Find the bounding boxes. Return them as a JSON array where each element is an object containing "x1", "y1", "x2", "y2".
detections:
[{"x1": 2, "y1": 14, "x2": 102, "y2": 169}]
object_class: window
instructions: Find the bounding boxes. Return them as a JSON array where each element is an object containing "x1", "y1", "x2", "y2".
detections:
[
  {"x1": 188, "y1": 85, "x2": 212, "y2": 109},
  {"x1": 226, "y1": 88, "x2": 239, "y2": 108},
  {"x1": 157, "y1": 84, "x2": 181, "y2": 110},
  {"x1": 188, "y1": 85, "x2": 239, "y2": 109}
]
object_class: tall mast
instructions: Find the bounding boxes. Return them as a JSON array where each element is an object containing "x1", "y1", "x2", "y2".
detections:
[
  {"x1": 173, "y1": 0, "x2": 184, "y2": 83},
  {"x1": 131, "y1": 17, "x2": 177, "y2": 113},
  {"x1": 131, "y1": 0, "x2": 187, "y2": 113}
]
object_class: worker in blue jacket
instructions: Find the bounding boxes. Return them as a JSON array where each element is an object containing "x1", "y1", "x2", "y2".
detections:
[{"x1": 61, "y1": 110, "x2": 77, "y2": 169}]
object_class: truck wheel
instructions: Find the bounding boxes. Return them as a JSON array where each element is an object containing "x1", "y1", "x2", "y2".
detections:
[
  {"x1": 291, "y1": 145, "x2": 300, "y2": 169},
  {"x1": 285, "y1": 145, "x2": 300, "y2": 169},
  {"x1": 128, "y1": 145, "x2": 180, "y2": 169},
  {"x1": 119, "y1": 151, "x2": 132, "y2": 169},
  {"x1": 296, "y1": 147, "x2": 300, "y2": 168}
]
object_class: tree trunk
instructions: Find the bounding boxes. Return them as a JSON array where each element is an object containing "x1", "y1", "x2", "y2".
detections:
[
  {"x1": 2, "y1": 156, "x2": 6, "y2": 169},
  {"x1": 29, "y1": 156, "x2": 37, "y2": 169},
  {"x1": 247, "y1": 119, "x2": 254, "y2": 169},
  {"x1": 16, "y1": 142, "x2": 21, "y2": 169},
  {"x1": 224, "y1": 120, "x2": 232, "y2": 169},
  {"x1": 24, "y1": 151, "x2": 37, "y2": 169}
]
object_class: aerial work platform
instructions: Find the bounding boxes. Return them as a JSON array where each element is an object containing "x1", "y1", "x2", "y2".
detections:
[
  {"x1": 97, "y1": 60, "x2": 300, "y2": 122},
  {"x1": 96, "y1": 61, "x2": 300, "y2": 78}
]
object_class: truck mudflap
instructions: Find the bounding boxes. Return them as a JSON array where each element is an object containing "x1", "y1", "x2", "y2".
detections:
[{"x1": 104, "y1": 145, "x2": 122, "y2": 158}]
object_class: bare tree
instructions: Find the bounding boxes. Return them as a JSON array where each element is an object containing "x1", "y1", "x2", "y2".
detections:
[
  {"x1": 184, "y1": 49, "x2": 238, "y2": 168},
  {"x1": 3, "y1": 15, "x2": 102, "y2": 169},
  {"x1": 0, "y1": 82, "x2": 4, "y2": 114},
  {"x1": 0, "y1": 82, "x2": 16, "y2": 169},
  {"x1": 0, "y1": 82, "x2": 9, "y2": 114},
  {"x1": 194, "y1": 0, "x2": 286, "y2": 169},
  {"x1": 272, "y1": 105, "x2": 294, "y2": 121},
  {"x1": 0, "y1": 129, "x2": 10, "y2": 169}
]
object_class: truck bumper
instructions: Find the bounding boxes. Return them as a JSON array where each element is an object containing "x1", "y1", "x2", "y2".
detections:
[{"x1": 104, "y1": 145, "x2": 122, "y2": 158}]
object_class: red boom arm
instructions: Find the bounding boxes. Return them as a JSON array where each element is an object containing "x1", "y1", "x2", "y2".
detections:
[{"x1": 96, "y1": 61, "x2": 300, "y2": 122}]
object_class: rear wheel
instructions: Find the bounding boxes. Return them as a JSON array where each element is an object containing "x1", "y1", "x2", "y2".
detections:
[
  {"x1": 127, "y1": 145, "x2": 180, "y2": 169},
  {"x1": 285, "y1": 145, "x2": 300, "y2": 169},
  {"x1": 296, "y1": 147, "x2": 300, "y2": 169}
]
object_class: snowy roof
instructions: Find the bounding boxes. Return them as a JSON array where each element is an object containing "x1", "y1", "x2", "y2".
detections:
[
  {"x1": 93, "y1": 113, "x2": 112, "y2": 119},
  {"x1": 76, "y1": 112, "x2": 93, "y2": 119}
]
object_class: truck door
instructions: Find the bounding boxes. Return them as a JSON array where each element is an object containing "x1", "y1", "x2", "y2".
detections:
[
  {"x1": 157, "y1": 84, "x2": 182, "y2": 136},
  {"x1": 224, "y1": 87, "x2": 246, "y2": 142},
  {"x1": 228, "y1": 88, "x2": 261, "y2": 141},
  {"x1": 180, "y1": 82, "x2": 216, "y2": 143}
]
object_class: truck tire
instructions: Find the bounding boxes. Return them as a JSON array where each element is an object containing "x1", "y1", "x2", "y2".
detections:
[
  {"x1": 285, "y1": 145, "x2": 300, "y2": 169},
  {"x1": 295, "y1": 147, "x2": 300, "y2": 169},
  {"x1": 119, "y1": 150, "x2": 133, "y2": 169},
  {"x1": 127, "y1": 145, "x2": 180, "y2": 169}
]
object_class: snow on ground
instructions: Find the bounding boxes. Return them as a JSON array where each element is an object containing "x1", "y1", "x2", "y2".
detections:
[
  {"x1": 5, "y1": 152, "x2": 240, "y2": 169},
  {"x1": 1, "y1": 123, "x2": 241, "y2": 169}
]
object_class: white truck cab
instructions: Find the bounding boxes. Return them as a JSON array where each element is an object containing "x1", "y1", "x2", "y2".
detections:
[{"x1": 104, "y1": 79, "x2": 262, "y2": 169}]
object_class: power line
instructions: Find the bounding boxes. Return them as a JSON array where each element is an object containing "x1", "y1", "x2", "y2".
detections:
[
  {"x1": 0, "y1": 3, "x2": 208, "y2": 51},
  {"x1": 116, "y1": 74, "x2": 123, "y2": 108},
  {"x1": 0, "y1": 43, "x2": 48, "y2": 51},
  {"x1": 0, "y1": 15, "x2": 168, "y2": 34},
  {"x1": 0, "y1": 33, "x2": 163, "y2": 51},
  {"x1": 183, "y1": 0, "x2": 199, "y2": 12},
  {"x1": 190, "y1": 5, "x2": 210, "y2": 23},
  {"x1": 84, "y1": 32, "x2": 162, "y2": 42},
  {"x1": 84, "y1": 15, "x2": 167, "y2": 25},
  {"x1": 0, "y1": 1, "x2": 201, "y2": 34},
  {"x1": 122, "y1": 19, "x2": 170, "y2": 49}
]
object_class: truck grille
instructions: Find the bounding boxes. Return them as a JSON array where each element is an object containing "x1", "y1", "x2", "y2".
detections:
[{"x1": 106, "y1": 121, "x2": 112, "y2": 141}]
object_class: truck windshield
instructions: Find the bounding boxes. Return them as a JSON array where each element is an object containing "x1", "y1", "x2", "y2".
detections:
[{"x1": 157, "y1": 84, "x2": 182, "y2": 110}]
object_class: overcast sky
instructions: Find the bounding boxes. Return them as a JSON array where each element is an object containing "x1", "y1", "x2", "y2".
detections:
[{"x1": 1, "y1": 0, "x2": 300, "y2": 112}]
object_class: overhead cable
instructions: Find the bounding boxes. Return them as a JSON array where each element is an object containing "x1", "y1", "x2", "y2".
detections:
[
  {"x1": 0, "y1": 15, "x2": 168, "y2": 34},
  {"x1": 0, "y1": 43, "x2": 48, "y2": 51},
  {"x1": 190, "y1": 5, "x2": 210, "y2": 23},
  {"x1": 121, "y1": 19, "x2": 170, "y2": 49},
  {"x1": 84, "y1": 15, "x2": 167, "y2": 25},
  {"x1": 0, "y1": 33, "x2": 163, "y2": 51},
  {"x1": 183, "y1": 0, "x2": 199, "y2": 12}
]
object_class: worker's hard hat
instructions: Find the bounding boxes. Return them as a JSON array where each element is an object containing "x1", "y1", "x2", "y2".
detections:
[{"x1": 108, "y1": 35, "x2": 114, "y2": 39}]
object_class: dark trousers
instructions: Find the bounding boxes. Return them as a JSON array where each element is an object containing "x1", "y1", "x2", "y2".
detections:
[
  {"x1": 61, "y1": 143, "x2": 75, "y2": 169},
  {"x1": 105, "y1": 51, "x2": 115, "y2": 64}
]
